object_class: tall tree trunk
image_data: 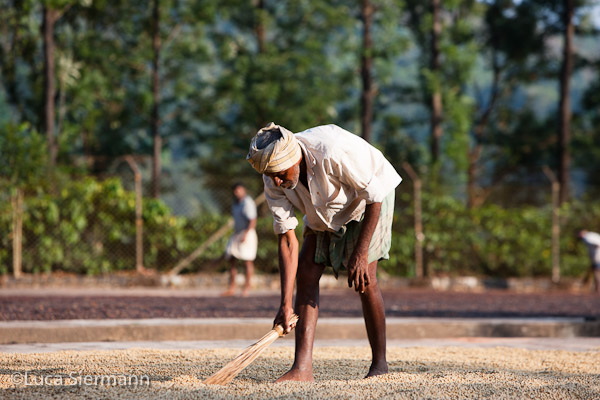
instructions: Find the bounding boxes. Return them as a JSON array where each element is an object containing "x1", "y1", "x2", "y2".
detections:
[
  {"x1": 254, "y1": 0, "x2": 267, "y2": 128},
  {"x1": 558, "y1": 0, "x2": 574, "y2": 205},
  {"x1": 254, "y1": 0, "x2": 266, "y2": 53},
  {"x1": 430, "y1": 0, "x2": 443, "y2": 165},
  {"x1": 360, "y1": 0, "x2": 374, "y2": 143},
  {"x1": 467, "y1": 50, "x2": 501, "y2": 208},
  {"x1": 43, "y1": 6, "x2": 59, "y2": 169},
  {"x1": 3, "y1": 1, "x2": 22, "y2": 115},
  {"x1": 151, "y1": 0, "x2": 162, "y2": 199}
]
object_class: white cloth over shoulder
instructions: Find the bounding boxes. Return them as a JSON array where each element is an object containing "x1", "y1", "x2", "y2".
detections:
[
  {"x1": 581, "y1": 231, "x2": 600, "y2": 265},
  {"x1": 263, "y1": 124, "x2": 402, "y2": 234}
]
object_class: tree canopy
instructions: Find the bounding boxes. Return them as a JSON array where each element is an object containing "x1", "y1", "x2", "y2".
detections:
[{"x1": 1, "y1": 0, "x2": 600, "y2": 209}]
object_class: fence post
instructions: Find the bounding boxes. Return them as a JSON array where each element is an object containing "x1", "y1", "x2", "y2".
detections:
[
  {"x1": 543, "y1": 166, "x2": 560, "y2": 283},
  {"x1": 402, "y1": 162, "x2": 424, "y2": 279},
  {"x1": 11, "y1": 188, "x2": 23, "y2": 279},
  {"x1": 124, "y1": 156, "x2": 145, "y2": 273}
]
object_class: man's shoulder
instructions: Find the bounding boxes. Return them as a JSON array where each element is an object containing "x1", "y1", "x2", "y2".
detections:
[
  {"x1": 296, "y1": 124, "x2": 353, "y2": 140},
  {"x1": 584, "y1": 232, "x2": 600, "y2": 245},
  {"x1": 296, "y1": 124, "x2": 371, "y2": 156},
  {"x1": 242, "y1": 195, "x2": 256, "y2": 206}
]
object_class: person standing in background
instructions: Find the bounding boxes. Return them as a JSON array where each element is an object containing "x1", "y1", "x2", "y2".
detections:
[
  {"x1": 222, "y1": 183, "x2": 258, "y2": 297},
  {"x1": 578, "y1": 229, "x2": 600, "y2": 295}
]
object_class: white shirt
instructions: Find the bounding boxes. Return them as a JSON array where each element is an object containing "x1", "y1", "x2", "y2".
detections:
[
  {"x1": 232, "y1": 196, "x2": 257, "y2": 233},
  {"x1": 581, "y1": 231, "x2": 600, "y2": 264},
  {"x1": 263, "y1": 124, "x2": 402, "y2": 234}
]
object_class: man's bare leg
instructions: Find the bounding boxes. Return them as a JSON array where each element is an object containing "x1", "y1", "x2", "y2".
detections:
[
  {"x1": 276, "y1": 234, "x2": 324, "y2": 382},
  {"x1": 241, "y1": 260, "x2": 254, "y2": 297},
  {"x1": 359, "y1": 260, "x2": 388, "y2": 377},
  {"x1": 594, "y1": 270, "x2": 600, "y2": 295},
  {"x1": 221, "y1": 260, "x2": 237, "y2": 296}
]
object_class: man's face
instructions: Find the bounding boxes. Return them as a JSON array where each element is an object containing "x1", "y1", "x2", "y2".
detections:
[
  {"x1": 266, "y1": 161, "x2": 300, "y2": 190},
  {"x1": 233, "y1": 185, "x2": 246, "y2": 200}
]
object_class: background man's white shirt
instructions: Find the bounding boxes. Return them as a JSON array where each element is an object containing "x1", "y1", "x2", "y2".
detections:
[
  {"x1": 582, "y1": 231, "x2": 600, "y2": 264},
  {"x1": 232, "y1": 196, "x2": 257, "y2": 233}
]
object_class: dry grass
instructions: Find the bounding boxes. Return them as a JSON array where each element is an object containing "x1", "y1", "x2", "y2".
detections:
[{"x1": 1, "y1": 345, "x2": 599, "y2": 399}]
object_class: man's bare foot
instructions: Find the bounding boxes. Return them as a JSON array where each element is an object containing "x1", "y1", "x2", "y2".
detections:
[
  {"x1": 365, "y1": 363, "x2": 388, "y2": 378},
  {"x1": 275, "y1": 368, "x2": 314, "y2": 383},
  {"x1": 241, "y1": 286, "x2": 251, "y2": 297},
  {"x1": 221, "y1": 288, "x2": 235, "y2": 297}
]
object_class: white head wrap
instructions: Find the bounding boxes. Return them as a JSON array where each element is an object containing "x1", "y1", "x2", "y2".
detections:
[{"x1": 246, "y1": 122, "x2": 302, "y2": 174}]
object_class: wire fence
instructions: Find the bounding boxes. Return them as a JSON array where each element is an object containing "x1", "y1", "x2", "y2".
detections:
[
  {"x1": 2, "y1": 163, "x2": 599, "y2": 280},
  {"x1": 0, "y1": 166, "x2": 279, "y2": 277}
]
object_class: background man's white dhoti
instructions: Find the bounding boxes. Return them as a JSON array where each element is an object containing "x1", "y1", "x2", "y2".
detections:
[{"x1": 225, "y1": 229, "x2": 258, "y2": 261}]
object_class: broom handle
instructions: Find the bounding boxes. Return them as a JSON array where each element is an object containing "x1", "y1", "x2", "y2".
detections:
[{"x1": 274, "y1": 314, "x2": 299, "y2": 337}]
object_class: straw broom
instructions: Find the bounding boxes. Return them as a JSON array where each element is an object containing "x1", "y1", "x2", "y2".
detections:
[{"x1": 203, "y1": 314, "x2": 299, "y2": 385}]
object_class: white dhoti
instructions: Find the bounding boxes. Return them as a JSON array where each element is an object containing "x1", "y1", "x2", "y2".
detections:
[{"x1": 225, "y1": 229, "x2": 258, "y2": 261}]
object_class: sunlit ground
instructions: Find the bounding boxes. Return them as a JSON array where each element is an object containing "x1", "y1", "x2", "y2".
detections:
[{"x1": 1, "y1": 346, "x2": 599, "y2": 399}]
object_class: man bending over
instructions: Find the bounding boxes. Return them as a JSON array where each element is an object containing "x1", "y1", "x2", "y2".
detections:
[{"x1": 246, "y1": 123, "x2": 402, "y2": 381}]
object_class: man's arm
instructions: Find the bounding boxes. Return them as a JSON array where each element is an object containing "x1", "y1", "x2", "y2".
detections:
[
  {"x1": 241, "y1": 218, "x2": 257, "y2": 242},
  {"x1": 275, "y1": 229, "x2": 299, "y2": 333},
  {"x1": 347, "y1": 202, "x2": 381, "y2": 293}
]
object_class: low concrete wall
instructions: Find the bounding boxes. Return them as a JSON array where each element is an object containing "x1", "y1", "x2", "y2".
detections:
[
  {"x1": 0, "y1": 272, "x2": 591, "y2": 293},
  {"x1": 1, "y1": 318, "x2": 598, "y2": 344}
]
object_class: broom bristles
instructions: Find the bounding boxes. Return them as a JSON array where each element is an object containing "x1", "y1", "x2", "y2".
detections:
[{"x1": 203, "y1": 314, "x2": 299, "y2": 385}]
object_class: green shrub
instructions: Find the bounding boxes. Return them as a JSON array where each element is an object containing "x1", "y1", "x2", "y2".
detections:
[
  {"x1": 1, "y1": 177, "x2": 197, "y2": 274},
  {"x1": 0, "y1": 176, "x2": 596, "y2": 278},
  {"x1": 383, "y1": 193, "x2": 593, "y2": 278}
]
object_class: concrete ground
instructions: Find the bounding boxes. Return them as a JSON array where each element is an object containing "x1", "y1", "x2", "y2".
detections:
[{"x1": 2, "y1": 337, "x2": 600, "y2": 353}]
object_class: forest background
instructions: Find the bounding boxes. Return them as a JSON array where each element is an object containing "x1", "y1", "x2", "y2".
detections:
[{"x1": 1, "y1": 0, "x2": 600, "y2": 280}]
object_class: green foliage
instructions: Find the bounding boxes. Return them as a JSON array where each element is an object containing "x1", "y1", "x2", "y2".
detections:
[
  {"x1": 404, "y1": 0, "x2": 483, "y2": 180},
  {"x1": 484, "y1": 0, "x2": 546, "y2": 65},
  {"x1": 0, "y1": 177, "x2": 217, "y2": 274},
  {"x1": 443, "y1": 88, "x2": 473, "y2": 177},
  {"x1": 1, "y1": 177, "x2": 594, "y2": 278},
  {"x1": 0, "y1": 174, "x2": 298, "y2": 275},
  {"x1": 0, "y1": 122, "x2": 48, "y2": 188},
  {"x1": 381, "y1": 193, "x2": 592, "y2": 278},
  {"x1": 1, "y1": 0, "x2": 600, "y2": 278},
  {"x1": 578, "y1": 77, "x2": 600, "y2": 192}
]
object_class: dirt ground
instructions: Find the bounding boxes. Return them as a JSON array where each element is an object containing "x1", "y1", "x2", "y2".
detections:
[
  {"x1": 1, "y1": 345, "x2": 599, "y2": 399},
  {"x1": 2, "y1": 289, "x2": 600, "y2": 321}
]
